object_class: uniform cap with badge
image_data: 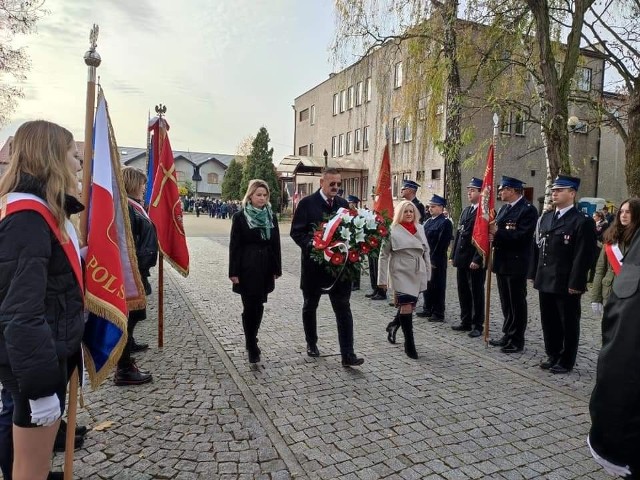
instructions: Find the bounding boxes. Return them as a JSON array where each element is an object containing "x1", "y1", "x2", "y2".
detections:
[
  {"x1": 550, "y1": 174, "x2": 580, "y2": 190},
  {"x1": 467, "y1": 177, "x2": 483, "y2": 189},
  {"x1": 428, "y1": 194, "x2": 447, "y2": 207},
  {"x1": 497, "y1": 175, "x2": 525, "y2": 190},
  {"x1": 347, "y1": 195, "x2": 360, "y2": 204},
  {"x1": 402, "y1": 180, "x2": 421, "y2": 191}
]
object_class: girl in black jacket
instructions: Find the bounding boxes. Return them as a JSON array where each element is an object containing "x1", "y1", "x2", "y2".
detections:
[
  {"x1": 229, "y1": 179, "x2": 282, "y2": 363},
  {"x1": 0, "y1": 120, "x2": 84, "y2": 480}
]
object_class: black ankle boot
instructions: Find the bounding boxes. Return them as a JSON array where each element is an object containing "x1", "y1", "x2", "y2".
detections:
[
  {"x1": 386, "y1": 313, "x2": 400, "y2": 344},
  {"x1": 399, "y1": 313, "x2": 418, "y2": 359}
]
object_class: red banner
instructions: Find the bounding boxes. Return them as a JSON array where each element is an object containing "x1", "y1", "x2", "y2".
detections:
[
  {"x1": 373, "y1": 143, "x2": 393, "y2": 218},
  {"x1": 472, "y1": 144, "x2": 496, "y2": 259},
  {"x1": 149, "y1": 133, "x2": 190, "y2": 276}
]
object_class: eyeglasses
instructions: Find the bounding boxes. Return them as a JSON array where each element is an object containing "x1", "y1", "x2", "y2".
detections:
[{"x1": 329, "y1": 182, "x2": 342, "y2": 187}]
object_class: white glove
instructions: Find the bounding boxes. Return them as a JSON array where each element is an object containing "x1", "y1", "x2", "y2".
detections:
[
  {"x1": 591, "y1": 302, "x2": 603, "y2": 315},
  {"x1": 588, "y1": 436, "x2": 631, "y2": 477},
  {"x1": 28, "y1": 394, "x2": 61, "y2": 427}
]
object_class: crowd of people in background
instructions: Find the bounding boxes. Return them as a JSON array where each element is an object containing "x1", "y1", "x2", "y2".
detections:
[{"x1": 182, "y1": 197, "x2": 241, "y2": 219}]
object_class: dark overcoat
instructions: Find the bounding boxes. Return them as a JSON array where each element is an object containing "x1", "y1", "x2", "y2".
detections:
[
  {"x1": 290, "y1": 190, "x2": 350, "y2": 293},
  {"x1": 589, "y1": 230, "x2": 640, "y2": 474},
  {"x1": 229, "y1": 209, "x2": 282, "y2": 297},
  {"x1": 451, "y1": 205, "x2": 484, "y2": 268},
  {"x1": 532, "y1": 207, "x2": 597, "y2": 293},
  {"x1": 492, "y1": 198, "x2": 538, "y2": 276},
  {"x1": 424, "y1": 214, "x2": 453, "y2": 268}
]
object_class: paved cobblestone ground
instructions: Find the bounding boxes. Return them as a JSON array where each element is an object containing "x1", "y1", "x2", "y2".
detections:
[{"x1": 52, "y1": 217, "x2": 611, "y2": 479}]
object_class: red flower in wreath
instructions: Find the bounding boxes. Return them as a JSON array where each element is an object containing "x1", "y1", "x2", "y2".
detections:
[
  {"x1": 359, "y1": 242, "x2": 371, "y2": 254},
  {"x1": 377, "y1": 224, "x2": 389, "y2": 236},
  {"x1": 348, "y1": 250, "x2": 360, "y2": 263},
  {"x1": 330, "y1": 252, "x2": 345, "y2": 265},
  {"x1": 367, "y1": 236, "x2": 380, "y2": 248}
]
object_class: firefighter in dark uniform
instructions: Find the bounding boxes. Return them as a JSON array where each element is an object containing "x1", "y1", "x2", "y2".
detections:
[
  {"x1": 451, "y1": 177, "x2": 486, "y2": 338},
  {"x1": 417, "y1": 194, "x2": 453, "y2": 321},
  {"x1": 400, "y1": 180, "x2": 427, "y2": 224},
  {"x1": 488, "y1": 176, "x2": 538, "y2": 353},
  {"x1": 532, "y1": 175, "x2": 597, "y2": 374},
  {"x1": 348, "y1": 195, "x2": 362, "y2": 292}
]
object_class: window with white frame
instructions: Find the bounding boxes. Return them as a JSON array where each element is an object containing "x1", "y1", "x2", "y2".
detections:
[
  {"x1": 339, "y1": 133, "x2": 344, "y2": 156},
  {"x1": 514, "y1": 112, "x2": 525, "y2": 136},
  {"x1": 394, "y1": 61, "x2": 403, "y2": 88},
  {"x1": 576, "y1": 67, "x2": 592, "y2": 92},
  {"x1": 346, "y1": 131, "x2": 352, "y2": 155},
  {"x1": 333, "y1": 94, "x2": 339, "y2": 116},
  {"x1": 363, "y1": 126, "x2": 370, "y2": 150},
  {"x1": 348, "y1": 85, "x2": 355, "y2": 109},
  {"x1": 356, "y1": 82, "x2": 363, "y2": 106},
  {"x1": 331, "y1": 136, "x2": 337, "y2": 157},
  {"x1": 309, "y1": 143, "x2": 314, "y2": 155},
  {"x1": 418, "y1": 97, "x2": 427, "y2": 120},
  {"x1": 207, "y1": 173, "x2": 219, "y2": 184},
  {"x1": 340, "y1": 90, "x2": 346, "y2": 112},
  {"x1": 392, "y1": 117, "x2": 401, "y2": 144},
  {"x1": 365, "y1": 77, "x2": 372, "y2": 102},
  {"x1": 310, "y1": 104, "x2": 315, "y2": 125},
  {"x1": 355, "y1": 128, "x2": 361, "y2": 152},
  {"x1": 176, "y1": 170, "x2": 186, "y2": 182},
  {"x1": 404, "y1": 117, "x2": 413, "y2": 142}
]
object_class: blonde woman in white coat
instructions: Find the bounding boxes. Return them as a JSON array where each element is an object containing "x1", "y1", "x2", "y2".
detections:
[{"x1": 378, "y1": 201, "x2": 431, "y2": 358}]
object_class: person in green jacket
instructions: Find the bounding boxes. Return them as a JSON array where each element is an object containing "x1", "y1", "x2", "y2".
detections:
[{"x1": 591, "y1": 198, "x2": 640, "y2": 314}]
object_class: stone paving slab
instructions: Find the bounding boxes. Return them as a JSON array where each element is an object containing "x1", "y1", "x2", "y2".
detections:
[{"x1": 48, "y1": 231, "x2": 610, "y2": 479}]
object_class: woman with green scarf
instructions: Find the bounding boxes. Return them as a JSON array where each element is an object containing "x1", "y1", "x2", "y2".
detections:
[{"x1": 229, "y1": 179, "x2": 282, "y2": 363}]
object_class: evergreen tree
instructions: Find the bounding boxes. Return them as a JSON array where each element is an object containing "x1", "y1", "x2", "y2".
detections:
[
  {"x1": 221, "y1": 158, "x2": 243, "y2": 200},
  {"x1": 241, "y1": 127, "x2": 281, "y2": 211}
]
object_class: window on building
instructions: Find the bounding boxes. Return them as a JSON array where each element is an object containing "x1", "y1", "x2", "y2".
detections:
[
  {"x1": 176, "y1": 170, "x2": 186, "y2": 182},
  {"x1": 418, "y1": 97, "x2": 427, "y2": 120},
  {"x1": 416, "y1": 170, "x2": 425, "y2": 183},
  {"x1": 394, "y1": 61, "x2": 403, "y2": 88},
  {"x1": 392, "y1": 173, "x2": 399, "y2": 198},
  {"x1": 392, "y1": 117, "x2": 401, "y2": 144},
  {"x1": 514, "y1": 112, "x2": 525, "y2": 136},
  {"x1": 500, "y1": 112, "x2": 512, "y2": 134},
  {"x1": 365, "y1": 77, "x2": 372, "y2": 102},
  {"x1": 431, "y1": 169, "x2": 442, "y2": 180},
  {"x1": 436, "y1": 103, "x2": 444, "y2": 115},
  {"x1": 310, "y1": 104, "x2": 315, "y2": 125},
  {"x1": 333, "y1": 93, "x2": 339, "y2": 116},
  {"x1": 299, "y1": 108, "x2": 309, "y2": 122},
  {"x1": 575, "y1": 67, "x2": 592, "y2": 92},
  {"x1": 356, "y1": 81, "x2": 363, "y2": 106},
  {"x1": 309, "y1": 143, "x2": 314, "y2": 155},
  {"x1": 348, "y1": 85, "x2": 355, "y2": 109},
  {"x1": 346, "y1": 131, "x2": 352, "y2": 155},
  {"x1": 354, "y1": 128, "x2": 361, "y2": 152},
  {"x1": 298, "y1": 145, "x2": 309, "y2": 156},
  {"x1": 339, "y1": 133, "x2": 344, "y2": 156},
  {"x1": 363, "y1": 126, "x2": 370, "y2": 150},
  {"x1": 331, "y1": 136, "x2": 337, "y2": 157},
  {"x1": 340, "y1": 90, "x2": 346, "y2": 113},
  {"x1": 207, "y1": 172, "x2": 219, "y2": 184},
  {"x1": 404, "y1": 118, "x2": 413, "y2": 142}
]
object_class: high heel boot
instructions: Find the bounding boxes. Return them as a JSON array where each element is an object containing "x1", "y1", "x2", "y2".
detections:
[
  {"x1": 386, "y1": 312, "x2": 400, "y2": 344},
  {"x1": 399, "y1": 313, "x2": 418, "y2": 359}
]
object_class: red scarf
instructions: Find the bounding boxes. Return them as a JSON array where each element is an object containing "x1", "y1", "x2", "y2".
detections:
[{"x1": 400, "y1": 222, "x2": 417, "y2": 235}]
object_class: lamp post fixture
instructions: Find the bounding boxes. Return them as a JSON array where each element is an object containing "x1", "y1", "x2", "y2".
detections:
[{"x1": 323, "y1": 149, "x2": 328, "y2": 168}]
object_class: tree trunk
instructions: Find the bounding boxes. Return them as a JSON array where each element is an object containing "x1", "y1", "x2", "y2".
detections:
[{"x1": 626, "y1": 82, "x2": 640, "y2": 197}]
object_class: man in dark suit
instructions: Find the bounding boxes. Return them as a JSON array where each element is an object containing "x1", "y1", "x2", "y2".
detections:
[
  {"x1": 589, "y1": 229, "x2": 640, "y2": 478},
  {"x1": 488, "y1": 176, "x2": 538, "y2": 353},
  {"x1": 532, "y1": 175, "x2": 597, "y2": 374},
  {"x1": 400, "y1": 179, "x2": 427, "y2": 224},
  {"x1": 417, "y1": 194, "x2": 453, "y2": 321},
  {"x1": 290, "y1": 168, "x2": 364, "y2": 367},
  {"x1": 451, "y1": 178, "x2": 486, "y2": 338}
]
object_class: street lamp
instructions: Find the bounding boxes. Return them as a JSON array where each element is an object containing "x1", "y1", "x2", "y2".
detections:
[{"x1": 323, "y1": 149, "x2": 328, "y2": 168}]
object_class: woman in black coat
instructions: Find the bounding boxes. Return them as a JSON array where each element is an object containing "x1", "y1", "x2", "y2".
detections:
[{"x1": 229, "y1": 179, "x2": 282, "y2": 363}]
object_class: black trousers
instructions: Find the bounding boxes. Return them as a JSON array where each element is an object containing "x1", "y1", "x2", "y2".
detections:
[
  {"x1": 368, "y1": 254, "x2": 379, "y2": 291},
  {"x1": 496, "y1": 274, "x2": 528, "y2": 348},
  {"x1": 456, "y1": 267, "x2": 486, "y2": 329},
  {"x1": 302, "y1": 288, "x2": 354, "y2": 356},
  {"x1": 118, "y1": 308, "x2": 146, "y2": 368},
  {"x1": 539, "y1": 291, "x2": 581, "y2": 369},
  {"x1": 423, "y1": 263, "x2": 447, "y2": 318},
  {"x1": 241, "y1": 293, "x2": 266, "y2": 353}
]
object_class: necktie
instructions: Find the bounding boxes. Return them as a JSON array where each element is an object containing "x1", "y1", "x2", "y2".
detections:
[
  {"x1": 552, "y1": 211, "x2": 560, "y2": 226},
  {"x1": 327, "y1": 198, "x2": 333, "y2": 209}
]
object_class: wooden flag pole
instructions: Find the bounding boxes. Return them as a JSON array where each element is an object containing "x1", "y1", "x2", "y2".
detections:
[
  {"x1": 66, "y1": 24, "x2": 100, "y2": 480},
  {"x1": 153, "y1": 104, "x2": 167, "y2": 348},
  {"x1": 483, "y1": 113, "x2": 500, "y2": 346}
]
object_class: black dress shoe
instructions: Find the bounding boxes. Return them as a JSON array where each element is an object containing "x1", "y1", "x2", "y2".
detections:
[
  {"x1": 59, "y1": 419, "x2": 88, "y2": 437},
  {"x1": 365, "y1": 291, "x2": 376, "y2": 298},
  {"x1": 114, "y1": 362, "x2": 153, "y2": 386},
  {"x1": 489, "y1": 335, "x2": 508, "y2": 347},
  {"x1": 415, "y1": 310, "x2": 432, "y2": 318},
  {"x1": 53, "y1": 432, "x2": 84, "y2": 452},
  {"x1": 540, "y1": 357, "x2": 559, "y2": 370},
  {"x1": 47, "y1": 472, "x2": 64, "y2": 480},
  {"x1": 341, "y1": 354, "x2": 365, "y2": 367},
  {"x1": 132, "y1": 341, "x2": 149, "y2": 353},
  {"x1": 501, "y1": 343, "x2": 523, "y2": 354},
  {"x1": 248, "y1": 350, "x2": 261, "y2": 364},
  {"x1": 550, "y1": 364, "x2": 572, "y2": 374},
  {"x1": 451, "y1": 324, "x2": 472, "y2": 331},
  {"x1": 428, "y1": 316, "x2": 445, "y2": 323},
  {"x1": 370, "y1": 293, "x2": 387, "y2": 300},
  {"x1": 468, "y1": 328, "x2": 483, "y2": 338},
  {"x1": 306, "y1": 345, "x2": 320, "y2": 357}
]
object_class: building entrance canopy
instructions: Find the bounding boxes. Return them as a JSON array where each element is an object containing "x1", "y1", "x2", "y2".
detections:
[{"x1": 277, "y1": 155, "x2": 367, "y2": 177}]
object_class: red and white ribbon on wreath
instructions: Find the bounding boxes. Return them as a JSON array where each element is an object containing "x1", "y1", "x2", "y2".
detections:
[
  {"x1": 605, "y1": 242, "x2": 623, "y2": 275},
  {"x1": 322, "y1": 207, "x2": 350, "y2": 261}
]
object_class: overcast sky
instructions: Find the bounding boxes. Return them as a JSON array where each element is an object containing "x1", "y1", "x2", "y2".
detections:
[{"x1": 0, "y1": 0, "x2": 337, "y2": 162}]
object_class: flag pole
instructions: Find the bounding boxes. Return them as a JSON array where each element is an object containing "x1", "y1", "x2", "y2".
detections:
[
  {"x1": 67, "y1": 24, "x2": 100, "y2": 480},
  {"x1": 483, "y1": 113, "x2": 499, "y2": 346},
  {"x1": 154, "y1": 104, "x2": 167, "y2": 348}
]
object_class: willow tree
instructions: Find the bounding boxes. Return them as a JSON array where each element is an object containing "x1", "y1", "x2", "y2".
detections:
[{"x1": 583, "y1": 0, "x2": 640, "y2": 196}]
